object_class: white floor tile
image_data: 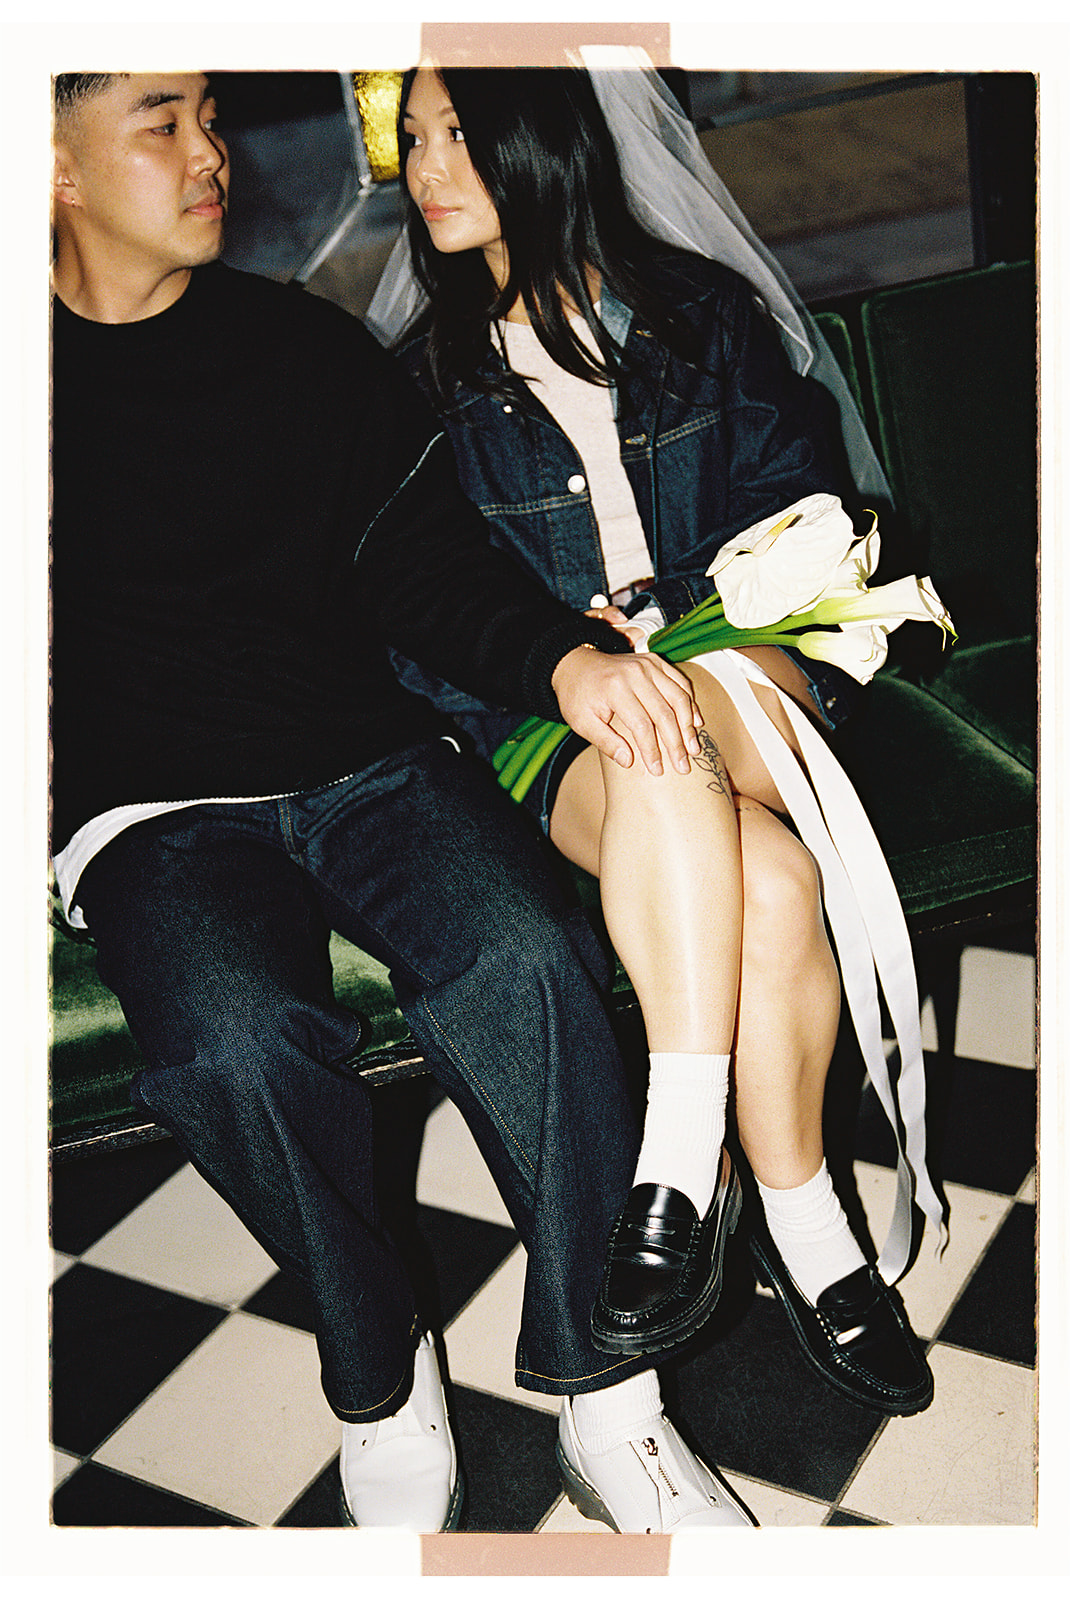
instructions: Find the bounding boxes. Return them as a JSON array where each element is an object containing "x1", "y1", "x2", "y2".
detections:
[
  {"x1": 416, "y1": 1094, "x2": 513, "y2": 1228},
  {"x1": 52, "y1": 1447, "x2": 81, "y2": 1488},
  {"x1": 1018, "y1": 1168, "x2": 1036, "y2": 1205},
  {"x1": 840, "y1": 1344, "x2": 1037, "y2": 1525},
  {"x1": 853, "y1": 1163, "x2": 1016, "y2": 1340},
  {"x1": 52, "y1": 1250, "x2": 76, "y2": 1281},
  {"x1": 954, "y1": 946, "x2": 1037, "y2": 1069},
  {"x1": 82, "y1": 1162, "x2": 277, "y2": 1307},
  {"x1": 95, "y1": 1311, "x2": 339, "y2": 1526},
  {"x1": 538, "y1": 1495, "x2": 613, "y2": 1533},
  {"x1": 441, "y1": 1245, "x2": 556, "y2": 1414},
  {"x1": 720, "y1": 1475, "x2": 829, "y2": 1529}
]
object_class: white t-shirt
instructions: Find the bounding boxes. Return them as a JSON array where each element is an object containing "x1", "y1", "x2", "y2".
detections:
[{"x1": 499, "y1": 312, "x2": 654, "y2": 598}]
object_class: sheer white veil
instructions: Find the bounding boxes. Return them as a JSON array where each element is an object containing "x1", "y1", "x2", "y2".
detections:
[{"x1": 364, "y1": 46, "x2": 890, "y2": 499}]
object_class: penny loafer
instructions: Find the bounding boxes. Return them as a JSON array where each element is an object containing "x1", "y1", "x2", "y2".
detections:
[
  {"x1": 591, "y1": 1151, "x2": 743, "y2": 1355},
  {"x1": 749, "y1": 1221, "x2": 934, "y2": 1416}
]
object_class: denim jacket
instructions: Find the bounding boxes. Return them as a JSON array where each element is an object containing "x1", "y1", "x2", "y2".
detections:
[{"x1": 393, "y1": 252, "x2": 860, "y2": 751}]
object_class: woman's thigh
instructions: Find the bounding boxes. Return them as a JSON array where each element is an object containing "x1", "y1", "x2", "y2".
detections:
[{"x1": 548, "y1": 648, "x2": 824, "y2": 870}]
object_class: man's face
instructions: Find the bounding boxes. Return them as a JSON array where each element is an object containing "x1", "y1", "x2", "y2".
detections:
[{"x1": 54, "y1": 73, "x2": 229, "y2": 282}]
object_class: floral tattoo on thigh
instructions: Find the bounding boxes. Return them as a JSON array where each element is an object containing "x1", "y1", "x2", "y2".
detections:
[{"x1": 693, "y1": 730, "x2": 731, "y2": 797}]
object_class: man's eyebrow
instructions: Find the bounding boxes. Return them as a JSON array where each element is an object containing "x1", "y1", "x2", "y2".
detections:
[{"x1": 127, "y1": 89, "x2": 186, "y2": 114}]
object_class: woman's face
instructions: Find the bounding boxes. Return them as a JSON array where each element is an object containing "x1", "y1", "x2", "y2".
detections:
[{"x1": 403, "y1": 69, "x2": 506, "y2": 281}]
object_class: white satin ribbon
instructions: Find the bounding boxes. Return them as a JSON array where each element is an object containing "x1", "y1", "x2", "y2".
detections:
[{"x1": 686, "y1": 648, "x2": 947, "y2": 1283}]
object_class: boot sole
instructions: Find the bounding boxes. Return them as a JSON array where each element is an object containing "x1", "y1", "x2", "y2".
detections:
[{"x1": 339, "y1": 1461, "x2": 466, "y2": 1531}]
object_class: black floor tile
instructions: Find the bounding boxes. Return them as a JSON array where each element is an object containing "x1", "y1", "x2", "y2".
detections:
[
  {"x1": 825, "y1": 1507, "x2": 885, "y2": 1526},
  {"x1": 50, "y1": 1140, "x2": 187, "y2": 1256},
  {"x1": 419, "y1": 1205, "x2": 519, "y2": 1329},
  {"x1": 449, "y1": 1386, "x2": 562, "y2": 1533},
  {"x1": 277, "y1": 1453, "x2": 345, "y2": 1527},
  {"x1": 666, "y1": 1292, "x2": 886, "y2": 1505},
  {"x1": 854, "y1": 1054, "x2": 1036, "y2": 1198},
  {"x1": 51, "y1": 1263, "x2": 227, "y2": 1456},
  {"x1": 242, "y1": 1270, "x2": 318, "y2": 1335},
  {"x1": 52, "y1": 1461, "x2": 249, "y2": 1526},
  {"x1": 938, "y1": 1201, "x2": 1037, "y2": 1366}
]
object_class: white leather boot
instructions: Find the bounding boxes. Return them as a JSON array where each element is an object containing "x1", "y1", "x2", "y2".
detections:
[{"x1": 340, "y1": 1331, "x2": 463, "y2": 1530}]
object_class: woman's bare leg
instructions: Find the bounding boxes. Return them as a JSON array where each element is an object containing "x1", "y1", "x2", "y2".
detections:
[
  {"x1": 732, "y1": 799, "x2": 840, "y2": 1187},
  {"x1": 549, "y1": 652, "x2": 813, "y2": 1062}
]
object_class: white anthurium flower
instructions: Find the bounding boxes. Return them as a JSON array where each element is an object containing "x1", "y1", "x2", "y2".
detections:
[
  {"x1": 796, "y1": 622, "x2": 892, "y2": 684},
  {"x1": 707, "y1": 494, "x2": 858, "y2": 628},
  {"x1": 812, "y1": 517, "x2": 882, "y2": 602}
]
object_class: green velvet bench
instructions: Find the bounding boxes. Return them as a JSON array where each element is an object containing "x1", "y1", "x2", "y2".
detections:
[{"x1": 50, "y1": 264, "x2": 1037, "y2": 1158}]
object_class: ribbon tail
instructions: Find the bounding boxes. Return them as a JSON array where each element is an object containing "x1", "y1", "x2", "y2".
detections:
[{"x1": 687, "y1": 649, "x2": 948, "y2": 1282}]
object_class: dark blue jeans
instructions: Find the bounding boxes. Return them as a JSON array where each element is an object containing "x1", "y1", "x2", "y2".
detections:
[{"x1": 75, "y1": 740, "x2": 647, "y2": 1421}]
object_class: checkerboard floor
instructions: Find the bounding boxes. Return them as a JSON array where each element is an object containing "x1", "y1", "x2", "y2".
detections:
[{"x1": 50, "y1": 935, "x2": 1037, "y2": 1534}]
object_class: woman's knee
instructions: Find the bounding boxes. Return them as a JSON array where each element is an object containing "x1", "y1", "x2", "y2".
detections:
[{"x1": 739, "y1": 810, "x2": 824, "y2": 953}]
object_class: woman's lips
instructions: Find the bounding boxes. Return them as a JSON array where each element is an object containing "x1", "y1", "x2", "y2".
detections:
[{"x1": 421, "y1": 204, "x2": 459, "y2": 222}]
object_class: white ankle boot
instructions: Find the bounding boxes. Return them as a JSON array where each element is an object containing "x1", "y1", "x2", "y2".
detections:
[
  {"x1": 557, "y1": 1397, "x2": 755, "y2": 1531},
  {"x1": 339, "y1": 1331, "x2": 463, "y2": 1531}
]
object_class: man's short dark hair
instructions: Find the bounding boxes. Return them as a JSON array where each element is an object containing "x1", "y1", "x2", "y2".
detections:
[{"x1": 53, "y1": 74, "x2": 125, "y2": 122}]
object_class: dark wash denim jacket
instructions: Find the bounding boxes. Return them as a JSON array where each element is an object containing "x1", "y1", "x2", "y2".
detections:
[{"x1": 393, "y1": 253, "x2": 860, "y2": 754}]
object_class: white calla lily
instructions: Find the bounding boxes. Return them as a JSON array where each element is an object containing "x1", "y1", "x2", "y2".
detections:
[
  {"x1": 707, "y1": 493, "x2": 857, "y2": 628},
  {"x1": 497, "y1": 499, "x2": 956, "y2": 800},
  {"x1": 796, "y1": 623, "x2": 891, "y2": 684},
  {"x1": 811, "y1": 572, "x2": 956, "y2": 638}
]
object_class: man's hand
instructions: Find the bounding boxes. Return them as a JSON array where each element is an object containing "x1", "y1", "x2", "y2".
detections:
[{"x1": 551, "y1": 645, "x2": 704, "y2": 776}]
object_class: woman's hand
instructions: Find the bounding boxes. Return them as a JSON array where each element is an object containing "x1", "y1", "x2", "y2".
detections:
[
  {"x1": 550, "y1": 645, "x2": 704, "y2": 776},
  {"x1": 584, "y1": 602, "x2": 646, "y2": 647}
]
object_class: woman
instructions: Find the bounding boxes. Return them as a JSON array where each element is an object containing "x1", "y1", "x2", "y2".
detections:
[{"x1": 374, "y1": 61, "x2": 936, "y2": 1426}]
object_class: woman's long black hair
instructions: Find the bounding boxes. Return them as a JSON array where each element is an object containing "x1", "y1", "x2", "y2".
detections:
[{"x1": 398, "y1": 65, "x2": 695, "y2": 410}]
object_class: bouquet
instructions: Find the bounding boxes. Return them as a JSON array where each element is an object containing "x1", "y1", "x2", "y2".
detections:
[{"x1": 492, "y1": 494, "x2": 955, "y2": 803}]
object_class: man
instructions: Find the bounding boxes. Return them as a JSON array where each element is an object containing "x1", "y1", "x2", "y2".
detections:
[{"x1": 50, "y1": 71, "x2": 754, "y2": 1534}]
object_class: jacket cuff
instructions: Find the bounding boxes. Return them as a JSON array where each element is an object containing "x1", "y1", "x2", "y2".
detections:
[
  {"x1": 521, "y1": 615, "x2": 631, "y2": 723},
  {"x1": 648, "y1": 575, "x2": 703, "y2": 624}
]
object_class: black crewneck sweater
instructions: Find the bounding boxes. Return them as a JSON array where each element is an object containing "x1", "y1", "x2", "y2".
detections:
[{"x1": 51, "y1": 264, "x2": 624, "y2": 855}]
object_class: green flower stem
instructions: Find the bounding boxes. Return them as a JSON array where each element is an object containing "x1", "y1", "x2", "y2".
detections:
[
  {"x1": 494, "y1": 719, "x2": 562, "y2": 788},
  {"x1": 509, "y1": 722, "x2": 572, "y2": 803},
  {"x1": 493, "y1": 597, "x2": 849, "y2": 803},
  {"x1": 653, "y1": 625, "x2": 808, "y2": 661}
]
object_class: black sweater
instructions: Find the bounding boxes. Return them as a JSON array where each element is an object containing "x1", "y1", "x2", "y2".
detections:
[{"x1": 51, "y1": 264, "x2": 625, "y2": 853}]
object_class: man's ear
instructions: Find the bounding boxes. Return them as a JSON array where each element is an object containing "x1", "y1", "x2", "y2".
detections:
[{"x1": 52, "y1": 144, "x2": 82, "y2": 211}]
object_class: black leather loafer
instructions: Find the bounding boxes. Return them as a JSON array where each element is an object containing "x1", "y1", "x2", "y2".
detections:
[
  {"x1": 749, "y1": 1219, "x2": 934, "y2": 1415},
  {"x1": 591, "y1": 1151, "x2": 742, "y2": 1355}
]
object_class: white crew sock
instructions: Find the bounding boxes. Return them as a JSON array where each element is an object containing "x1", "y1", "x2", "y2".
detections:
[
  {"x1": 756, "y1": 1160, "x2": 867, "y2": 1304},
  {"x1": 631, "y1": 1051, "x2": 731, "y2": 1218},
  {"x1": 569, "y1": 1367, "x2": 664, "y2": 1455}
]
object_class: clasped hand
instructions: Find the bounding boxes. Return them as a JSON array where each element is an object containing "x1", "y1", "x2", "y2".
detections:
[{"x1": 551, "y1": 605, "x2": 703, "y2": 776}]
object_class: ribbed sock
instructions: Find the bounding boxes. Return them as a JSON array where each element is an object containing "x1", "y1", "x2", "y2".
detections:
[
  {"x1": 569, "y1": 1367, "x2": 664, "y2": 1455},
  {"x1": 631, "y1": 1052, "x2": 731, "y2": 1217},
  {"x1": 756, "y1": 1160, "x2": 867, "y2": 1304}
]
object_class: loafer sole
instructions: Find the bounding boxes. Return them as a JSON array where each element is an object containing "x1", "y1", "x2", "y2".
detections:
[
  {"x1": 591, "y1": 1169, "x2": 743, "y2": 1356},
  {"x1": 750, "y1": 1233, "x2": 934, "y2": 1416}
]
